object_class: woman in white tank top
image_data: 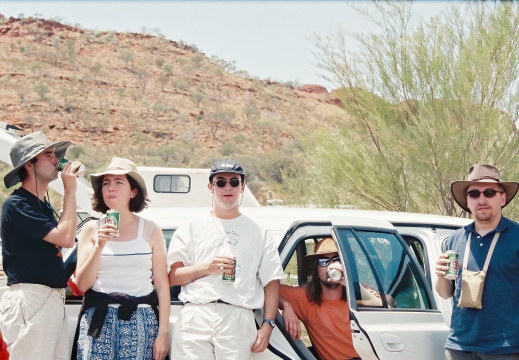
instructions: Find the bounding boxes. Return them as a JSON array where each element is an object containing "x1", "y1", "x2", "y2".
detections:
[{"x1": 74, "y1": 157, "x2": 170, "y2": 360}]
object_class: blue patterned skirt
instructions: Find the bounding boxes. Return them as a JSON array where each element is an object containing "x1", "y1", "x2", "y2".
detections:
[{"x1": 76, "y1": 306, "x2": 159, "y2": 360}]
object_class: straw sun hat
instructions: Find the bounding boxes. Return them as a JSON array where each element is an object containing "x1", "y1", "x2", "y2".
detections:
[{"x1": 451, "y1": 164, "x2": 519, "y2": 213}]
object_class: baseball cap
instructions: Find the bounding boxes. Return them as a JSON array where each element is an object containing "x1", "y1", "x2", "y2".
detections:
[{"x1": 209, "y1": 159, "x2": 245, "y2": 182}]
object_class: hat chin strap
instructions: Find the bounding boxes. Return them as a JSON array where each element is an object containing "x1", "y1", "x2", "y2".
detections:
[
  {"x1": 33, "y1": 163, "x2": 39, "y2": 200},
  {"x1": 33, "y1": 164, "x2": 44, "y2": 213},
  {"x1": 33, "y1": 163, "x2": 57, "y2": 217}
]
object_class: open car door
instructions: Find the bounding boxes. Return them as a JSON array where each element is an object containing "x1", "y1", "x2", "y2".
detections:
[
  {"x1": 331, "y1": 216, "x2": 449, "y2": 360},
  {"x1": 275, "y1": 217, "x2": 449, "y2": 360}
]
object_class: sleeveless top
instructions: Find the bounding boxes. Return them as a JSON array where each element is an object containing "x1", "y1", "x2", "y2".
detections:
[{"x1": 91, "y1": 216, "x2": 154, "y2": 297}]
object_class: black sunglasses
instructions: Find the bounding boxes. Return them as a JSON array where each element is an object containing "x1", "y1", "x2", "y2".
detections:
[
  {"x1": 466, "y1": 189, "x2": 504, "y2": 198},
  {"x1": 214, "y1": 178, "x2": 241, "y2": 188},
  {"x1": 317, "y1": 255, "x2": 341, "y2": 267}
]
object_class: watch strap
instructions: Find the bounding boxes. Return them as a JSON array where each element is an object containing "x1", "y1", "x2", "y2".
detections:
[{"x1": 262, "y1": 319, "x2": 275, "y2": 328}]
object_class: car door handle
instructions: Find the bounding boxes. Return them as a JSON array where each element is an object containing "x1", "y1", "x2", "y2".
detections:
[{"x1": 380, "y1": 333, "x2": 404, "y2": 352}]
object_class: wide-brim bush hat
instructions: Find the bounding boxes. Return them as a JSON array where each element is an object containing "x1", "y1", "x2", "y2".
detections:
[
  {"x1": 303, "y1": 237, "x2": 338, "y2": 277},
  {"x1": 209, "y1": 159, "x2": 245, "y2": 182},
  {"x1": 4, "y1": 131, "x2": 72, "y2": 188},
  {"x1": 451, "y1": 164, "x2": 519, "y2": 213},
  {"x1": 90, "y1": 157, "x2": 147, "y2": 199}
]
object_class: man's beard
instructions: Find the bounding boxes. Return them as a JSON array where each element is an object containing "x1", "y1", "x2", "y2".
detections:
[
  {"x1": 320, "y1": 279, "x2": 341, "y2": 289},
  {"x1": 474, "y1": 211, "x2": 494, "y2": 222}
]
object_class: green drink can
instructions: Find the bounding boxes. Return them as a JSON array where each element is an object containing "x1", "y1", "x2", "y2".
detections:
[
  {"x1": 56, "y1": 158, "x2": 69, "y2": 171},
  {"x1": 445, "y1": 250, "x2": 459, "y2": 280},
  {"x1": 106, "y1": 209, "x2": 120, "y2": 238},
  {"x1": 222, "y1": 257, "x2": 236, "y2": 282},
  {"x1": 56, "y1": 158, "x2": 86, "y2": 176}
]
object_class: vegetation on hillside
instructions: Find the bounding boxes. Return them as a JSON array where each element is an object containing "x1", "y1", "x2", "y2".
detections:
[
  {"x1": 274, "y1": 2, "x2": 519, "y2": 219},
  {"x1": 0, "y1": 14, "x2": 345, "y2": 206}
]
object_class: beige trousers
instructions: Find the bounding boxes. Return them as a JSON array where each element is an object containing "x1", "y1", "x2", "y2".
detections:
[
  {"x1": 171, "y1": 302, "x2": 257, "y2": 360},
  {"x1": 0, "y1": 283, "x2": 68, "y2": 360}
]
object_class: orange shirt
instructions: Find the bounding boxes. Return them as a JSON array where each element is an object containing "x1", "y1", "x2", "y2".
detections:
[{"x1": 280, "y1": 285, "x2": 359, "y2": 360}]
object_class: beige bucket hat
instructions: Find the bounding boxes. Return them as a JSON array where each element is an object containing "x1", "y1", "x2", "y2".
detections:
[
  {"x1": 451, "y1": 164, "x2": 519, "y2": 213},
  {"x1": 90, "y1": 157, "x2": 147, "y2": 199}
]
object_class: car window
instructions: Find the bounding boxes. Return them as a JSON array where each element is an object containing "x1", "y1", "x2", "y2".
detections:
[
  {"x1": 154, "y1": 174, "x2": 190, "y2": 193},
  {"x1": 337, "y1": 228, "x2": 432, "y2": 310},
  {"x1": 282, "y1": 238, "x2": 316, "y2": 287},
  {"x1": 162, "y1": 229, "x2": 176, "y2": 249},
  {"x1": 402, "y1": 235, "x2": 426, "y2": 271}
]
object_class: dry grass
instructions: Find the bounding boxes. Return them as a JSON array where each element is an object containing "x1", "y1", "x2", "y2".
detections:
[{"x1": 0, "y1": 14, "x2": 347, "y2": 204}]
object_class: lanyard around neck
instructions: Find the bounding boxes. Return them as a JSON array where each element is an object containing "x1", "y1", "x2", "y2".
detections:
[{"x1": 463, "y1": 232, "x2": 500, "y2": 272}]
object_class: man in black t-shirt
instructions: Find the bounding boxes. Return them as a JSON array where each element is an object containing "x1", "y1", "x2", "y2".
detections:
[{"x1": 0, "y1": 132, "x2": 83, "y2": 360}]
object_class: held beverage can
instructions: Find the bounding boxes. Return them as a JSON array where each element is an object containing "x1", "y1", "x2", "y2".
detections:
[
  {"x1": 56, "y1": 158, "x2": 86, "y2": 176},
  {"x1": 445, "y1": 250, "x2": 459, "y2": 280},
  {"x1": 56, "y1": 158, "x2": 69, "y2": 171},
  {"x1": 222, "y1": 257, "x2": 236, "y2": 282},
  {"x1": 106, "y1": 209, "x2": 120, "y2": 238},
  {"x1": 327, "y1": 268, "x2": 343, "y2": 282}
]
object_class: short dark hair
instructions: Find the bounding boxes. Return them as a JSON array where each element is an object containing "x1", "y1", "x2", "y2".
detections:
[
  {"x1": 91, "y1": 174, "x2": 149, "y2": 213},
  {"x1": 18, "y1": 158, "x2": 37, "y2": 182},
  {"x1": 18, "y1": 167, "x2": 28, "y2": 182}
]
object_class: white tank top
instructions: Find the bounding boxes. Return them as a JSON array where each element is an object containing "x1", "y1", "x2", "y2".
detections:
[{"x1": 92, "y1": 216, "x2": 154, "y2": 297}]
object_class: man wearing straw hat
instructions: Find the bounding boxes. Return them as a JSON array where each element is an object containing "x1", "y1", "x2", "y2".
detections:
[
  {"x1": 0, "y1": 131, "x2": 83, "y2": 360},
  {"x1": 435, "y1": 164, "x2": 519, "y2": 360},
  {"x1": 167, "y1": 159, "x2": 283, "y2": 360},
  {"x1": 279, "y1": 237, "x2": 384, "y2": 360}
]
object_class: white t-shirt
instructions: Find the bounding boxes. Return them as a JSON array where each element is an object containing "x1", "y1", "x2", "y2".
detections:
[{"x1": 167, "y1": 212, "x2": 284, "y2": 309}]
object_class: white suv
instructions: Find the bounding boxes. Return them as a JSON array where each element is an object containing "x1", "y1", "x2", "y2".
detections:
[{"x1": 56, "y1": 209, "x2": 469, "y2": 360}]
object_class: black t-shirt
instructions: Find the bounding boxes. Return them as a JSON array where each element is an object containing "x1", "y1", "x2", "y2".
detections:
[{"x1": 1, "y1": 187, "x2": 67, "y2": 288}]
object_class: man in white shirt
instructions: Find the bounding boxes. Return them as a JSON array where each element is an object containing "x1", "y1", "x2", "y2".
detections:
[{"x1": 167, "y1": 159, "x2": 283, "y2": 360}]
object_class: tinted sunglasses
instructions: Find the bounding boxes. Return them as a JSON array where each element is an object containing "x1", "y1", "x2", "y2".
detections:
[
  {"x1": 317, "y1": 256, "x2": 341, "y2": 267},
  {"x1": 466, "y1": 189, "x2": 504, "y2": 199},
  {"x1": 214, "y1": 178, "x2": 241, "y2": 188}
]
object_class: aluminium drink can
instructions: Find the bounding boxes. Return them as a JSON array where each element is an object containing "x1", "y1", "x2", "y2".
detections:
[
  {"x1": 106, "y1": 209, "x2": 120, "y2": 238},
  {"x1": 445, "y1": 250, "x2": 459, "y2": 280},
  {"x1": 56, "y1": 158, "x2": 86, "y2": 176},
  {"x1": 222, "y1": 257, "x2": 236, "y2": 282},
  {"x1": 327, "y1": 268, "x2": 343, "y2": 282},
  {"x1": 56, "y1": 158, "x2": 69, "y2": 171}
]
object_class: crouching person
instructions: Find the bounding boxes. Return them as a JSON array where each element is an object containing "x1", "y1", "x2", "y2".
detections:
[
  {"x1": 73, "y1": 158, "x2": 170, "y2": 360},
  {"x1": 168, "y1": 160, "x2": 283, "y2": 360}
]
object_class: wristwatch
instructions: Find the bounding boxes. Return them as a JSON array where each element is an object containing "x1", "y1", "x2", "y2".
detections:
[{"x1": 262, "y1": 319, "x2": 275, "y2": 328}]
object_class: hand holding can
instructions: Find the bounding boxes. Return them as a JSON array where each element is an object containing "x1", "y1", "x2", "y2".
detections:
[
  {"x1": 106, "y1": 209, "x2": 120, "y2": 238},
  {"x1": 57, "y1": 158, "x2": 86, "y2": 177},
  {"x1": 222, "y1": 257, "x2": 236, "y2": 282},
  {"x1": 327, "y1": 267, "x2": 343, "y2": 282},
  {"x1": 444, "y1": 250, "x2": 459, "y2": 280}
]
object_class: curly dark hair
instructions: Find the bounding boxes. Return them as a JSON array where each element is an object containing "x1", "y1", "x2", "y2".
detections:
[
  {"x1": 305, "y1": 260, "x2": 346, "y2": 305},
  {"x1": 91, "y1": 174, "x2": 149, "y2": 214}
]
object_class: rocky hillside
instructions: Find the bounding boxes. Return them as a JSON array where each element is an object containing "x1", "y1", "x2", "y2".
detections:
[{"x1": 0, "y1": 14, "x2": 347, "y2": 203}]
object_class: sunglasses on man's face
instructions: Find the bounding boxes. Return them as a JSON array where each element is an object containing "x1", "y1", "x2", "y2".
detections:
[
  {"x1": 317, "y1": 256, "x2": 341, "y2": 267},
  {"x1": 214, "y1": 178, "x2": 241, "y2": 188},
  {"x1": 466, "y1": 189, "x2": 504, "y2": 199}
]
